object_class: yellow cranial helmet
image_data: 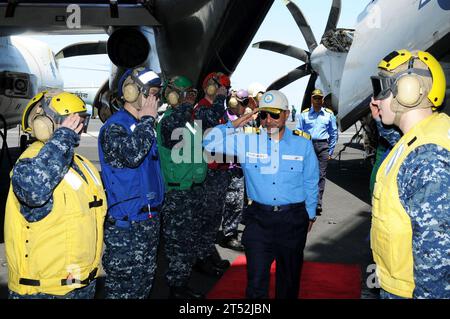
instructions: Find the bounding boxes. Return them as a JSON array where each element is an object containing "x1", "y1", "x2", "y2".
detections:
[
  {"x1": 372, "y1": 49, "x2": 446, "y2": 111},
  {"x1": 22, "y1": 89, "x2": 87, "y2": 141}
]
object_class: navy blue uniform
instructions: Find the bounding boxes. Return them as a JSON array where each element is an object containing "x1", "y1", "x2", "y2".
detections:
[
  {"x1": 99, "y1": 109, "x2": 164, "y2": 299},
  {"x1": 297, "y1": 107, "x2": 338, "y2": 208}
]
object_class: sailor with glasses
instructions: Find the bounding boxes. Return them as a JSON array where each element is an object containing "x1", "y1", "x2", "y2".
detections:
[{"x1": 203, "y1": 90, "x2": 319, "y2": 299}]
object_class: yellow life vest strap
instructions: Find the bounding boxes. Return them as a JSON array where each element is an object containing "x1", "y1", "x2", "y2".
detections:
[{"x1": 18, "y1": 268, "x2": 98, "y2": 288}]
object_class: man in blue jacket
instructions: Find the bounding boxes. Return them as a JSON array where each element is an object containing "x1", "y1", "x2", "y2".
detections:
[{"x1": 98, "y1": 67, "x2": 165, "y2": 299}]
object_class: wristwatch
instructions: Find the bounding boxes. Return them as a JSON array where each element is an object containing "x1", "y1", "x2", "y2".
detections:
[{"x1": 309, "y1": 217, "x2": 317, "y2": 222}]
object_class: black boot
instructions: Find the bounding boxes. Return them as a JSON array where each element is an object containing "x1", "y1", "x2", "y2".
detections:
[
  {"x1": 209, "y1": 247, "x2": 231, "y2": 269},
  {"x1": 219, "y1": 233, "x2": 244, "y2": 252},
  {"x1": 169, "y1": 286, "x2": 204, "y2": 299},
  {"x1": 193, "y1": 257, "x2": 225, "y2": 277}
]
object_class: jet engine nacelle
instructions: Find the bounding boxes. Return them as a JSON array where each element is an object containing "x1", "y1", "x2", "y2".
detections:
[{"x1": 107, "y1": 27, "x2": 151, "y2": 69}]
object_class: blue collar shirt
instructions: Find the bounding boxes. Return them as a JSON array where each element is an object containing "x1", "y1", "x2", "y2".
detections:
[
  {"x1": 203, "y1": 121, "x2": 319, "y2": 219},
  {"x1": 297, "y1": 107, "x2": 338, "y2": 155}
]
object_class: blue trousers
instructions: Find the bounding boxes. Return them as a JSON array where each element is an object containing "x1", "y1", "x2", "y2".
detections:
[{"x1": 242, "y1": 202, "x2": 309, "y2": 299}]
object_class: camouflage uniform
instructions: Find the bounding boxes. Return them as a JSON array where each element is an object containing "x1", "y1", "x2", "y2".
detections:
[
  {"x1": 198, "y1": 168, "x2": 231, "y2": 259},
  {"x1": 159, "y1": 103, "x2": 208, "y2": 287},
  {"x1": 376, "y1": 126, "x2": 450, "y2": 299},
  {"x1": 162, "y1": 186, "x2": 205, "y2": 287},
  {"x1": 100, "y1": 114, "x2": 161, "y2": 299},
  {"x1": 9, "y1": 281, "x2": 96, "y2": 299},
  {"x1": 221, "y1": 167, "x2": 244, "y2": 238},
  {"x1": 193, "y1": 95, "x2": 229, "y2": 261},
  {"x1": 375, "y1": 119, "x2": 402, "y2": 146},
  {"x1": 369, "y1": 120, "x2": 400, "y2": 197},
  {"x1": 9, "y1": 127, "x2": 94, "y2": 299},
  {"x1": 103, "y1": 217, "x2": 160, "y2": 299}
]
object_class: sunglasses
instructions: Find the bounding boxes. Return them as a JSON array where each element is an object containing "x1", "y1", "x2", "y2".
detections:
[
  {"x1": 313, "y1": 96, "x2": 323, "y2": 101},
  {"x1": 237, "y1": 97, "x2": 249, "y2": 106},
  {"x1": 259, "y1": 111, "x2": 281, "y2": 120}
]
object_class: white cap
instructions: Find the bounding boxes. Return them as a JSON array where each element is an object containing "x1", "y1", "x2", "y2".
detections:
[{"x1": 259, "y1": 90, "x2": 289, "y2": 113}]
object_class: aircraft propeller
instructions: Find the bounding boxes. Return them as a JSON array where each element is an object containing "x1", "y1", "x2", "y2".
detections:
[{"x1": 253, "y1": 0, "x2": 341, "y2": 110}]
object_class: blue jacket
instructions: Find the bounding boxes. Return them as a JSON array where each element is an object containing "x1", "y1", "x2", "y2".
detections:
[{"x1": 99, "y1": 109, "x2": 165, "y2": 221}]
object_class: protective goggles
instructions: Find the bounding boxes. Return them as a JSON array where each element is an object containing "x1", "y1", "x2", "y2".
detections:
[
  {"x1": 371, "y1": 68, "x2": 431, "y2": 100},
  {"x1": 370, "y1": 75, "x2": 396, "y2": 100},
  {"x1": 41, "y1": 100, "x2": 90, "y2": 133},
  {"x1": 141, "y1": 85, "x2": 161, "y2": 98},
  {"x1": 180, "y1": 89, "x2": 198, "y2": 100},
  {"x1": 259, "y1": 111, "x2": 281, "y2": 120}
]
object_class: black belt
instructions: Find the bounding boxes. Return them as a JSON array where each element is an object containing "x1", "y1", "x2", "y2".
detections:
[
  {"x1": 106, "y1": 204, "x2": 162, "y2": 228},
  {"x1": 61, "y1": 268, "x2": 98, "y2": 286},
  {"x1": 140, "y1": 204, "x2": 162, "y2": 213},
  {"x1": 312, "y1": 139, "x2": 328, "y2": 143},
  {"x1": 251, "y1": 201, "x2": 305, "y2": 212},
  {"x1": 19, "y1": 268, "x2": 98, "y2": 287}
]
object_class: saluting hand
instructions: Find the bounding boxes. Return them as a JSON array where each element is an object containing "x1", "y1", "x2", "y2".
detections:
[
  {"x1": 232, "y1": 108, "x2": 259, "y2": 128},
  {"x1": 61, "y1": 114, "x2": 84, "y2": 134},
  {"x1": 139, "y1": 94, "x2": 159, "y2": 119}
]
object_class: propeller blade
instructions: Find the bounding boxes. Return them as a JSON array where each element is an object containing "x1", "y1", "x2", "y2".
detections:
[
  {"x1": 55, "y1": 41, "x2": 107, "y2": 60},
  {"x1": 252, "y1": 41, "x2": 309, "y2": 62},
  {"x1": 284, "y1": 0, "x2": 318, "y2": 51},
  {"x1": 267, "y1": 64, "x2": 310, "y2": 91},
  {"x1": 301, "y1": 72, "x2": 318, "y2": 111},
  {"x1": 324, "y1": 0, "x2": 342, "y2": 35}
]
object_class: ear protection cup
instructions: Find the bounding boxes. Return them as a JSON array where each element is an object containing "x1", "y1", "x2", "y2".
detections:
[
  {"x1": 32, "y1": 115, "x2": 54, "y2": 142},
  {"x1": 395, "y1": 74, "x2": 424, "y2": 107},
  {"x1": 123, "y1": 83, "x2": 140, "y2": 103},
  {"x1": 166, "y1": 90, "x2": 180, "y2": 106},
  {"x1": 228, "y1": 97, "x2": 238, "y2": 108},
  {"x1": 206, "y1": 84, "x2": 217, "y2": 96}
]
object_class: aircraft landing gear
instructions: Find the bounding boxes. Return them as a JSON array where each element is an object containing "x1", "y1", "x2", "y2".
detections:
[
  {"x1": 20, "y1": 134, "x2": 28, "y2": 152},
  {"x1": 0, "y1": 114, "x2": 13, "y2": 170}
]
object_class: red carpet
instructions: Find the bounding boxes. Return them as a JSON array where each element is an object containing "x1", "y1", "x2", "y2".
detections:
[{"x1": 207, "y1": 255, "x2": 361, "y2": 299}]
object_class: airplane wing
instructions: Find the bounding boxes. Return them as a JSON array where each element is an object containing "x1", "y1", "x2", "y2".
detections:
[
  {"x1": 152, "y1": 0, "x2": 274, "y2": 87},
  {"x1": 1, "y1": 0, "x2": 275, "y2": 125},
  {"x1": 0, "y1": 0, "x2": 160, "y2": 35}
]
